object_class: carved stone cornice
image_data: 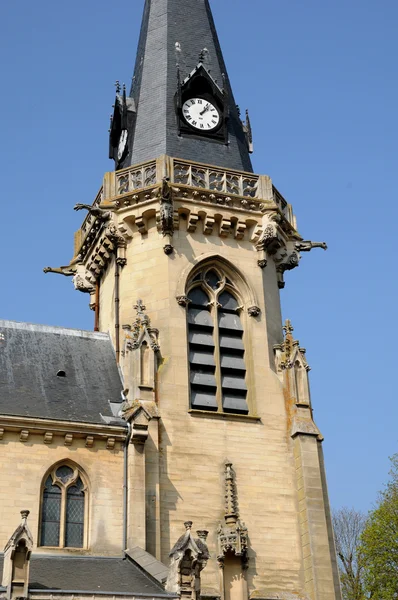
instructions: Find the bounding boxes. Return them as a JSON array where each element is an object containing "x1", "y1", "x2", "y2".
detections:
[
  {"x1": 0, "y1": 415, "x2": 126, "y2": 448},
  {"x1": 70, "y1": 156, "x2": 327, "y2": 289}
]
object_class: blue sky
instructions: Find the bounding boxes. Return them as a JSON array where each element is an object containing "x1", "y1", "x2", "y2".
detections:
[{"x1": 1, "y1": 0, "x2": 397, "y2": 514}]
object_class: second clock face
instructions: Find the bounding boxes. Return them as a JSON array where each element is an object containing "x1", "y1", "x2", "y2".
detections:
[{"x1": 182, "y1": 98, "x2": 220, "y2": 131}]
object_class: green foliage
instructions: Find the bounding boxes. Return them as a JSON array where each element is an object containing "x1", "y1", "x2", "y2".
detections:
[{"x1": 360, "y1": 454, "x2": 398, "y2": 599}]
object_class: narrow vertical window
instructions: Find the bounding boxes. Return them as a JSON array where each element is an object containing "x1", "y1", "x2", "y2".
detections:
[
  {"x1": 41, "y1": 476, "x2": 61, "y2": 547},
  {"x1": 218, "y1": 292, "x2": 247, "y2": 413},
  {"x1": 186, "y1": 268, "x2": 248, "y2": 414},
  {"x1": 39, "y1": 464, "x2": 87, "y2": 549},
  {"x1": 65, "y1": 477, "x2": 85, "y2": 548},
  {"x1": 188, "y1": 288, "x2": 217, "y2": 410},
  {"x1": 140, "y1": 341, "x2": 150, "y2": 386}
]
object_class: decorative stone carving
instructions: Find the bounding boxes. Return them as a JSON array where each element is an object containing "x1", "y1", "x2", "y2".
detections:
[
  {"x1": 43, "y1": 265, "x2": 77, "y2": 277},
  {"x1": 166, "y1": 521, "x2": 210, "y2": 600},
  {"x1": 220, "y1": 218, "x2": 232, "y2": 237},
  {"x1": 121, "y1": 301, "x2": 160, "y2": 403},
  {"x1": 2, "y1": 510, "x2": 33, "y2": 600},
  {"x1": 217, "y1": 461, "x2": 249, "y2": 569},
  {"x1": 43, "y1": 432, "x2": 53, "y2": 444},
  {"x1": 135, "y1": 215, "x2": 147, "y2": 234},
  {"x1": 256, "y1": 213, "x2": 283, "y2": 255},
  {"x1": 121, "y1": 401, "x2": 155, "y2": 444},
  {"x1": 275, "y1": 252, "x2": 300, "y2": 289},
  {"x1": 187, "y1": 213, "x2": 200, "y2": 233},
  {"x1": 295, "y1": 241, "x2": 328, "y2": 252},
  {"x1": 203, "y1": 215, "x2": 215, "y2": 235},
  {"x1": 157, "y1": 178, "x2": 175, "y2": 238},
  {"x1": 247, "y1": 305, "x2": 261, "y2": 317},
  {"x1": 176, "y1": 295, "x2": 191, "y2": 308},
  {"x1": 106, "y1": 437, "x2": 116, "y2": 450},
  {"x1": 125, "y1": 300, "x2": 160, "y2": 354},
  {"x1": 74, "y1": 203, "x2": 111, "y2": 221},
  {"x1": 64, "y1": 433, "x2": 73, "y2": 446},
  {"x1": 274, "y1": 320, "x2": 322, "y2": 440},
  {"x1": 20, "y1": 430, "x2": 29, "y2": 443},
  {"x1": 235, "y1": 221, "x2": 247, "y2": 240},
  {"x1": 257, "y1": 259, "x2": 267, "y2": 269},
  {"x1": 73, "y1": 273, "x2": 95, "y2": 294}
]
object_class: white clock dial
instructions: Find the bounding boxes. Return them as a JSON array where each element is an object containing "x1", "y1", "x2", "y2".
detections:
[
  {"x1": 117, "y1": 129, "x2": 128, "y2": 161},
  {"x1": 182, "y1": 98, "x2": 220, "y2": 131}
]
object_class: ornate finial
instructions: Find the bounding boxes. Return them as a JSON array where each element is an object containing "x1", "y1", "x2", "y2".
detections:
[
  {"x1": 134, "y1": 299, "x2": 146, "y2": 316},
  {"x1": 198, "y1": 48, "x2": 205, "y2": 62},
  {"x1": 184, "y1": 521, "x2": 193, "y2": 531},
  {"x1": 224, "y1": 461, "x2": 238, "y2": 524},
  {"x1": 175, "y1": 41, "x2": 182, "y2": 67},
  {"x1": 126, "y1": 300, "x2": 160, "y2": 353},
  {"x1": 236, "y1": 105, "x2": 241, "y2": 117},
  {"x1": 275, "y1": 319, "x2": 297, "y2": 370},
  {"x1": 217, "y1": 462, "x2": 248, "y2": 568},
  {"x1": 115, "y1": 80, "x2": 121, "y2": 94},
  {"x1": 122, "y1": 82, "x2": 126, "y2": 96},
  {"x1": 196, "y1": 530, "x2": 208, "y2": 541},
  {"x1": 283, "y1": 319, "x2": 294, "y2": 337},
  {"x1": 20, "y1": 510, "x2": 30, "y2": 522}
]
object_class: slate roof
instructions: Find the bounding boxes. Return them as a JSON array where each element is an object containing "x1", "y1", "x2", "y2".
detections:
[
  {"x1": 0, "y1": 554, "x2": 174, "y2": 596},
  {"x1": 124, "y1": 0, "x2": 253, "y2": 173},
  {"x1": 0, "y1": 320, "x2": 124, "y2": 425}
]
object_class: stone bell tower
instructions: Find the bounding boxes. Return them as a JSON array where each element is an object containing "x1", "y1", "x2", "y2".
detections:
[{"x1": 46, "y1": 1, "x2": 341, "y2": 599}]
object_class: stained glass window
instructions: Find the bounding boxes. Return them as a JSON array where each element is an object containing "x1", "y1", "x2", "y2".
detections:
[
  {"x1": 65, "y1": 477, "x2": 84, "y2": 548},
  {"x1": 40, "y1": 465, "x2": 86, "y2": 549},
  {"x1": 41, "y1": 476, "x2": 61, "y2": 547},
  {"x1": 56, "y1": 465, "x2": 74, "y2": 483}
]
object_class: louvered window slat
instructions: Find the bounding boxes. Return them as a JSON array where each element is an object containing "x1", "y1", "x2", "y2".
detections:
[{"x1": 188, "y1": 288, "x2": 217, "y2": 411}]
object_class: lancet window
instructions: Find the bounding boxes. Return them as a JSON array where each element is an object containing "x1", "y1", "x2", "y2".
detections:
[
  {"x1": 187, "y1": 267, "x2": 248, "y2": 414},
  {"x1": 40, "y1": 464, "x2": 87, "y2": 549}
]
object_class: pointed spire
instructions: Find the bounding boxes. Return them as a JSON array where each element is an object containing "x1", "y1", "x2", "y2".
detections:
[{"x1": 121, "y1": 0, "x2": 253, "y2": 172}]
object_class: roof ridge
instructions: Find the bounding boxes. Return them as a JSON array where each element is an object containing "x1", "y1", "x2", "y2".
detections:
[{"x1": 0, "y1": 319, "x2": 110, "y2": 339}]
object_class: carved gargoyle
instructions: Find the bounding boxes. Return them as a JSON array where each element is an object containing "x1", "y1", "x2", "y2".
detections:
[
  {"x1": 43, "y1": 265, "x2": 77, "y2": 277},
  {"x1": 295, "y1": 241, "x2": 328, "y2": 252},
  {"x1": 74, "y1": 203, "x2": 111, "y2": 220}
]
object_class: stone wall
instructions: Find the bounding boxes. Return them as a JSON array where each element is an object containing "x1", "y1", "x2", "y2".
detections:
[
  {"x1": 0, "y1": 432, "x2": 124, "y2": 555},
  {"x1": 96, "y1": 218, "x2": 340, "y2": 599}
]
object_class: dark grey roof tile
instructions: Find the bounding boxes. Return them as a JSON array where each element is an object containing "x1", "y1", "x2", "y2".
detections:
[
  {"x1": 0, "y1": 553, "x2": 173, "y2": 596},
  {"x1": 0, "y1": 321, "x2": 123, "y2": 424}
]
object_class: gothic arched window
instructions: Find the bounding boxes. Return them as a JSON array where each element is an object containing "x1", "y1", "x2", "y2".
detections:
[
  {"x1": 40, "y1": 464, "x2": 87, "y2": 549},
  {"x1": 187, "y1": 267, "x2": 248, "y2": 414}
]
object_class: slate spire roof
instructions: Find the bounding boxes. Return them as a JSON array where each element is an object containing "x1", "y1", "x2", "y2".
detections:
[{"x1": 122, "y1": 0, "x2": 253, "y2": 172}]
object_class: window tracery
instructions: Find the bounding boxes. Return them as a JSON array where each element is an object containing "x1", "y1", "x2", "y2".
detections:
[
  {"x1": 187, "y1": 267, "x2": 248, "y2": 414},
  {"x1": 40, "y1": 463, "x2": 87, "y2": 549}
]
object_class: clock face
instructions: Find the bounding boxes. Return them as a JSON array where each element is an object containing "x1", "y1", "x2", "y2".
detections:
[{"x1": 182, "y1": 98, "x2": 220, "y2": 131}]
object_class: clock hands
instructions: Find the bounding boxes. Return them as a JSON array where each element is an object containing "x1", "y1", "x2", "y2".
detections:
[{"x1": 200, "y1": 103, "x2": 210, "y2": 116}]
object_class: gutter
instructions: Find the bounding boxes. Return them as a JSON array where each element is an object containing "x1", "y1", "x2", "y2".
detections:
[
  {"x1": 123, "y1": 421, "x2": 132, "y2": 551},
  {"x1": 115, "y1": 250, "x2": 120, "y2": 363},
  {"x1": 28, "y1": 590, "x2": 176, "y2": 598}
]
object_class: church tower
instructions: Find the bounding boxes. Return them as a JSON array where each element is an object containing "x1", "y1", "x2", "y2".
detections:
[{"x1": 61, "y1": 1, "x2": 341, "y2": 598}]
